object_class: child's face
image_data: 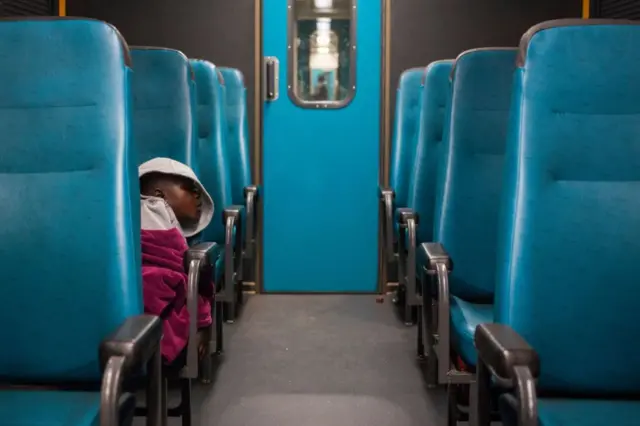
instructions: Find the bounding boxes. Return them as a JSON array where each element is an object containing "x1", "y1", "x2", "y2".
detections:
[{"x1": 164, "y1": 180, "x2": 202, "y2": 229}]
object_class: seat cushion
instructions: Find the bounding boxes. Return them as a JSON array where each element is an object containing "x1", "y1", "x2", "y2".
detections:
[
  {"x1": 0, "y1": 390, "x2": 136, "y2": 426},
  {"x1": 450, "y1": 296, "x2": 493, "y2": 367},
  {"x1": 538, "y1": 398, "x2": 640, "y2": 426}
]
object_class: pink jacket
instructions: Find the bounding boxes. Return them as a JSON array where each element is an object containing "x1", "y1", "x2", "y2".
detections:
[{"x1": 141, "y1": 227, "x2": 212, "y2": 363}]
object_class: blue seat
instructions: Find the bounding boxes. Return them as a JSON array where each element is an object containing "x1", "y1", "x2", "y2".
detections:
[
  {"x1": 418, "y1": 48, "x2": 517, "y2": 390},
  {"x1": 0, "y1": 18, "x2": 162, "y2": 426},
  {"x1": 408, "y1": 60, "x2": 453, "y2": 246},
  {"x1": 191, "y1": 60, "x2": 244, "y2": 324},
  {"x1": 398, "y1": 60, "x2": 453, "y2": 328},
  {"x1": 131, "y1": 47, "x2": 196, "y2": 167},
  {"x1": 219, "y1": 67, "x2": 259, "y2": 261},
  {"x1": 472, "y1": 19, "x2": 640, "y2": 426},
  {"x1": 381, "y1": 68, "x2": 424, "y2": 271},
  {"x1": 131, "y1": 47, "x2": 222, "y2": 418}
]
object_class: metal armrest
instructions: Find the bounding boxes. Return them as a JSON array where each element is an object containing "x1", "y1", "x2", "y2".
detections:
[
  {"x1": 183, "y1": 242, "x2": 221, "y2": 379},
  {"x1": 379, "y1": 186, "x2": 395, "y2": 262},
  {"x1": 421, "y1": 242, "x2": 453, "y2": 271},
  {"x1": 186, "y1": 242, "x2": 220, "y2": 267},
  {"x1": 396, "y1": 208, "x2": 420, "y2": 324},
  {"x1": 224, "y1": 205, "x2": 245, "y2": 323},
  {"x1": 100, "y1": 315, "x2": 162, "y2": 371},
  {"x1": 244, "y1": 185, "x2": 260, "y2": 258},
  {"x1": 99, "y1": 315, "x2": 163, "y2": 426},
  {"x1": 419, "y1": 242, "x2": 457, "y2": 385},
  {"x1": 474, "y1": 323, "x2": 540, "y2": 426},
  {"x1": 186, "y1": 242, "x2": 220, "y2": 296},
  {"x1": 186, "y1": 242, "x2": 222, "y2": 384}
]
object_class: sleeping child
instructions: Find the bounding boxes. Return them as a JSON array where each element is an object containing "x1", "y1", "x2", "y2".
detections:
[{"x1": 139, "y1": 157, "x2": 215, "y2": 365}]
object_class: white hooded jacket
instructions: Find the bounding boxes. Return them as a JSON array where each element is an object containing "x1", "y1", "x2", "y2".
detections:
[{"x1": 139, "y1": 157, "x2": 214, "y2": 238}]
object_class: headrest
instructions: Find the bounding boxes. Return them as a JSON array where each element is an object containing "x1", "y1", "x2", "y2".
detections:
[
  {"x1": 0, "y1": 17, "x2": 130, "y2": 66},
  {"x1": 219, "y1": 68, "x2": 245, "y2": 107},
  {"x1": 516, "y1": 19, "x2": 640, "y2": 116},
  {"x1": 190, "y1": 60, "x2": 218, "y2": 108},
  {"x1": 518, "y1": 18, "x2": 640, "y2": 67},
  {"x1": 423, "y1": 59, "x2": 453, "y2": 91},
  {"x1": 397, "y1": 67, "x2": 424, "y2": 115},
  {"x1": 398, "y1": 67, "x2": 425, "y2": 90},
  {"x1": 0, "y1": 17, "x2": 132, "y2": 172},
  {"x1": 219, "y1": 68, "x2": 245, "y2": 90},
  {"x1": 450, "y1": 48, "x2": 517, "y2": 118},
  {"x1": 190, "y1": 59, "x2": 224, "y2": 139},
  {"x1": 451, "y1": 47, "x2": 517, "y2": 81}
]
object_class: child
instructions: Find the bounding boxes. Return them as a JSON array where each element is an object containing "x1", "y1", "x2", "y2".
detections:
[{"x1": 139, "y1": 157, "x2": 215, "y2": 365}]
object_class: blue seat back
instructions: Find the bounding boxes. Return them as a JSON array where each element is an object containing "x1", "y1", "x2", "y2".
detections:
[
  {"x1": 219, "y1": 67, "x2": 253, "y2": 205},
  {"x1": 131, "y1": 48, "x2": 196, "y2": 170},
  {"x1": 407, "y1": 60, "x2": 453, "y2": 244},
  {"x1": 191, "y1": 60, "x2": 233, "y2": 244},
  {"x1": 434, "y1": 48, "x2": 517, "y2": 301},
  {"x1": 389, "y1": 68, "x2": 424, "y2": 208},
  {"x1": 495, "y1": 19, "x2": 640, "y2": 394},
  {"x1": 0, "y1": 18, "x2": 139, "y2": 381}
]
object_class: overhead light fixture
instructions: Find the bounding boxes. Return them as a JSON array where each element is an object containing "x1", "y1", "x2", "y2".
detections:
[
  {"x1": 314, "y1": 0, "x2": 333, "y2": 9},
  {"x1": 317, "y1": 17, "x2": 331, "y2": 32}
]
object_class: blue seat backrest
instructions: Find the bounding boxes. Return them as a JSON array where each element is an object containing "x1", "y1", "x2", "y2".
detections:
[
  {"x1": 434, "y1": 48, "x2": 517, "y2": 301},
  {"x1": 0, "y1": 18, "x2": 139, "y2": 382},
  {"x1": 131, "y1": 47, "x2": 196, "y2": 169},
  {"x1": 191, "y1": 60, "x2": 233, "y2": 243},
  {"x1": 389, "y1": 68, "x2": 425, "y2": 208},
  {"x1": 407, "y1": 60, "x2": 453, "y2": 244},
  {"x1": 219, "y1": 67, "x2": 252, "y2": 205},
  {"x1": 495, "y1": 19, "x2": 640, "y2": 395}
]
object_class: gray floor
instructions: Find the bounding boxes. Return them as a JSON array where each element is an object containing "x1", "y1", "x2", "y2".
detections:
[{"x1": 162, "y1": 295, "x2": 449, "y2": 425}]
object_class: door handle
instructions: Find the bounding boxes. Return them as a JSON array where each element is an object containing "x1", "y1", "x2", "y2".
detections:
[{"x1": 264, "y1": 56, "x2": 279, "y2": 101}]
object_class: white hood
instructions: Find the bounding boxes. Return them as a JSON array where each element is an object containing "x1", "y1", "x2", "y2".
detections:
[{"x1": 139, "y1": 157, "x2": 214, "y2": 238}]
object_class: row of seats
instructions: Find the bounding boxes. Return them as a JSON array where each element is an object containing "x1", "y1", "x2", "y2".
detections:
[
  {"x1": 381, "y1": 60, "x2": 452, "y2": 324},
  {"x1": 131, "y1": 47, "x2": 258, "y2": 327},
  {"x1": 385, "y1": 18, "x2": 640, "y2": 426},
  {"x1": 0, "y1": 17, "x2": 256, "y2": 426}
]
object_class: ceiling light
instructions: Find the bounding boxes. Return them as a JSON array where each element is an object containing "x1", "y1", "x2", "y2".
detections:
[{"x1": 314, "y1": 0, "x2": 333, "y2": 9}]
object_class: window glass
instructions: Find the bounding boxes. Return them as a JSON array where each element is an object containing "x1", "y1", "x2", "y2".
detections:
[{"x1": 289, "y1": 0, "x2": 355, "y2": 107}]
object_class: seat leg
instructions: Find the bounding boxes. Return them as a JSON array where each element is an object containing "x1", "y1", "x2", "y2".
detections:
[
  {"x1": 404, "y1": 302, "x2": 413, "y2": 326},
  {"x1": 226, "y1": 297, "x2": 236, "y2": 324},
  {"x1": 423, "y1": 298, "x2": 438, "y2": 387},
  {"x1": 216, "y1": 300, "x2": 224, "y2": 354},
  {"x1": 200, "y1": 335, "x2": 212, "y2": 385},
  {"x1": 161, "y1": 378, "x2": 168, "y2": 426},
  {"x1": 416, "y1": 308, "x2": 424, "y2": 358},
  {"x1": 447, "y1": 384, "x2": 458, "y2": 426},
  {"x1": 181, "y1": 378, "x2": 192, "y2": 426}
]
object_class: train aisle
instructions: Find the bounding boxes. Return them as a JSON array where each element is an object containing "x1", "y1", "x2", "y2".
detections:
[{"x1": 193, "y1": 295, "x2": 447, "y2": 426}]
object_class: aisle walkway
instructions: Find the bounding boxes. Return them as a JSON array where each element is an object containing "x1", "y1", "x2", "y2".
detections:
[{"x1": 194, "y1": 295, "x2": 447, "y2": 426}]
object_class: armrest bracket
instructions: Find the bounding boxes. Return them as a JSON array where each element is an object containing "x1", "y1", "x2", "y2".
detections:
[
  {"x1": 379, "y1": 186, "x2": 395, "y2": 262},
  {"x1": 223, "y1": 205, "x2": 245, "y2": 323},
  {"x1": 419, "y1": 242, "x2": 455, "y2": 385},
  {"x1": 244, "y1": 185, "x2": 259, "y2": 258},
  {"x1": 396, "y1": 209, "x2": 421, "y2": 322},
  {"x1": 99, "y1": 315, "x2": 163, "y2": 426}
]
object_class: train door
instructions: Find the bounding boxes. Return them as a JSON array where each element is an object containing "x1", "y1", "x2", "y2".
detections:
[{"x1": 262, "y1": 0, "x2": 381, "y2": 292}]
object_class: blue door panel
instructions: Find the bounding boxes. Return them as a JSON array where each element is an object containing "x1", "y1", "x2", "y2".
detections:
[{"x1": 263, "y1": 0, "x2": 381, "y2": 292}]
